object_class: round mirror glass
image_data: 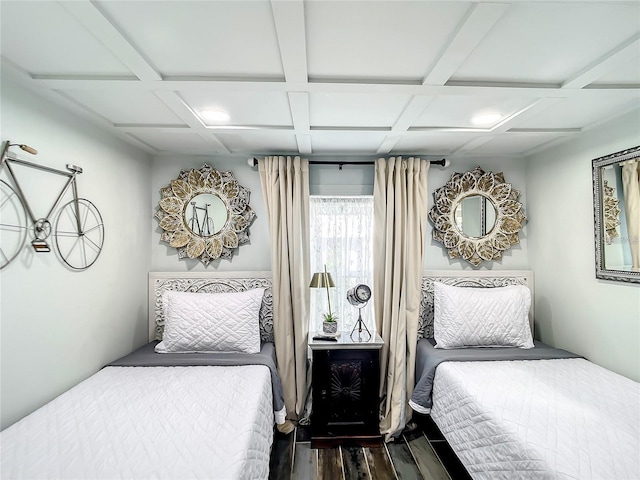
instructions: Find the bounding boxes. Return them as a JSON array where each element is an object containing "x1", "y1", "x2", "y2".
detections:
[
  {"x1": 184, "y1": 193, "x2": 227, "y2": 237},
  {"x1": 454, "y1": 194, "x2": 497, "y2": 238}
]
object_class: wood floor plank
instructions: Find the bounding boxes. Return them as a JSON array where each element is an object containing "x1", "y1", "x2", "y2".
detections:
[
  {"x1": 269, "y1": 428, "x2": 295, "y2": 480},
  {"x1": 364, "y1": 446, "x2": 397, "y2": 480},
  {"x1": 404, "y1": 434, "x2": 450, "y2": 480},
  {"x1": 292, "y1": 442, "x2": 314, "y2": 480},
  {"x1": 386, "y1": 441, "x2": 424, "y2": 480},
  {"x1": 317, "y1": 448, "x2": 344, "y2": 480},
  {"x1": 276, "y1": 424, "x2": 463, "y2": 480},
  {"x1": 341, "y1": 447, "x2": 369, "y2": 480}
]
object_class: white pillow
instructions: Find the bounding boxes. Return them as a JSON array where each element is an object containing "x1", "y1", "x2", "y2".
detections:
[
  {"x1": 156, "y1": 288, "x2": 264, "y2": 354},
  {"x1": 433, "y1": 282, "x2": 533, "y2": 349}
]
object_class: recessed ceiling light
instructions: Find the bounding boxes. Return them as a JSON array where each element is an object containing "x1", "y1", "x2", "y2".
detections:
[
  {"x1": 200, "y1": 109, "x2": 230, "y2": 124},
  {"x1": 471, "y1": 112, "x2": 503, "y2": 126}
]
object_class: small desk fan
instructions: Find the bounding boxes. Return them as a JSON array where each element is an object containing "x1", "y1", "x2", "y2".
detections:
[{"x1": 347, "y1": 284, "x2": 372, "y2": 342}]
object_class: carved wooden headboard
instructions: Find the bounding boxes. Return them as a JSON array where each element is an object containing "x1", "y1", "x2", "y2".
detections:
[
  {"x1": 418, "y1": 270, "x2": 534, "y2": 339},
  {"x1": 148, "y1": 272, "x2": 274, "y2": 343}
]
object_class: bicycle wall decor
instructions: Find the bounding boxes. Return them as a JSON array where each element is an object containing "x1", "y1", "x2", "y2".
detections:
[
  {"x1": 0, "y1": 140, "x2": 105, "y2": 270},
  {"x1": 155, "y1": 164, "x2": 255, "y2": 266}
]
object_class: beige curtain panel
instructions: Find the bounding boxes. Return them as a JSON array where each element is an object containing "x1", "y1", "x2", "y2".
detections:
[
  {"x1": 373, "y1": 157, "x2": 429, "y2": 441},
  {"x1": 258, "y1": 156, "x2": 310, "y2": 425},
  {"x1": 621, "y1": 159, "x2": 640, "y2": 270}
]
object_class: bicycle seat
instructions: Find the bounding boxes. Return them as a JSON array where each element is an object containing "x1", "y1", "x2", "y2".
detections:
[{"x1": 66, "y1": 164, "x2": 83, "y2": 174}]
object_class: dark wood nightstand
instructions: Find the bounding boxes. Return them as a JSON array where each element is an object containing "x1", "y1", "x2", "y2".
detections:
[{"x1": 309, "y1": 332, "x2": 384, "y2": 448}]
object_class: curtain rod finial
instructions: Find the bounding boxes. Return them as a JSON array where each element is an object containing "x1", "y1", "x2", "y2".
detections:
[
  {"x1": 247, "y1": 157, "x2": 257, "y2": 167},
  {"x1": 430, "y1": 158, "x2": 450, "y2": 168}
]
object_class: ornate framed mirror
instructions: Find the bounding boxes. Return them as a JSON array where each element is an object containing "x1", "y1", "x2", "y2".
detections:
[
  {"x1": 155, "y1": 164, "x2": 255, "y2": 265},
  {"x1": 592, "y1": 146, "x2": 640, "y2": 283},
  {"x1": 429, "y1": 166, "x2": 526, "y2": 267}
]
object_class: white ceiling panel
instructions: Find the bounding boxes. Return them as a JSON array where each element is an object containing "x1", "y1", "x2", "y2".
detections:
[
  {"x1": 305, "y1": 1, "x2": 469, "y2": 81},
  {"x1": 59, "y1": 90, "x2": 184, "y2": 125},
  {"x1": 516, "y1": 96, "x2": 639, "y2": 130},
  {"x1": 393, "y1": 133, "x2": 481, "y2": 155},
  {"x1": 452, "y1": 3, "x2": 640, "y2": 84},
  {"x1": 471, "y1": 133, "x2": 561, "y2": 155},
  {"x1": 214, "y1": 131, "x2": 298, "y2": 154},
  {"x1": 179, "y1": 91, "x2": 292, "y2": 126},
  {"x1": 128, "y1": 132, "x2": 216, "y2": 153},
  {"x1": 310, "y1": 93, "x2": 412, "y2": 127},
  {"x1": 0, "y1": 1, "x2": 130, "y2": 76},
  {"x1": 95, "y1": 0, "x2": 284, "y2": 77},
  {"x1": 414, "y1": 95, "x2": 534, "y2": 128},
  {"x1": 591, "y1": 59, "x2": 640, "y2": 86},
  {"x1": 310, "y1": 131, "x2": 389, "y2": 153}
]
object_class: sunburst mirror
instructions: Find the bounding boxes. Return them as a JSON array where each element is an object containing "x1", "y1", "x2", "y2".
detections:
[
  {"x1": 155, "y1": 164, "x2": 255, "y2": 265},
  {"x1": 429, "y1": 166, "x2": 526, "y2": 267}
]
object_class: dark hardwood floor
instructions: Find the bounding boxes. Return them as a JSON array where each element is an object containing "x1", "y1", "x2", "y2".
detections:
[{"x1": 269, "y1": 417, "x2": 472, "y2": 480}]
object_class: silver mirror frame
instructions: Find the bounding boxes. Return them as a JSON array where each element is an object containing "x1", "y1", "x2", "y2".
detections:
[
  {"x1": 155, "y1": 164, "x2": 255, "y2": 266},
  {"x1": 592, "y1": 146, "x2": 640, "y2": 284},
  {"x1": 429, "y1": 166, "x2": 526, "y2": 267}
]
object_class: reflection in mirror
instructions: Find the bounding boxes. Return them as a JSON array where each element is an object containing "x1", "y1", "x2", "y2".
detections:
[
  {"x1": 592, "y1": 145, "x2": 640, "y2": 283},
  {"x1": 454, "y1": 195, "x2": 497, "y2": 238},
  {"x1": 185, "y1": 193, "x2": 227, "y2": 237},
  {"x1": 601, "y1": 166, "x2": 629, "y2": 268}
]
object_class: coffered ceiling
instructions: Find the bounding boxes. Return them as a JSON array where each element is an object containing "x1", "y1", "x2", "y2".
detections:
[{"x1": 1, "y1": 0, "x2": 639, "y2": 159}]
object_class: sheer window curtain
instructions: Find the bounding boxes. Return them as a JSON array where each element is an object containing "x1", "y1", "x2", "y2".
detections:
[
  {"x1": 621, "y1": 159, "x2": 640, "y2": 270},
  {"x1": 258, "y1": 156, "x2": 310, "y2": 430},
  {"x1": 309, "y1": 196, "x2": 374, "y2": 334},
  {"x1": 373, "y1": 157, "x2": 429, "y2": 442}
]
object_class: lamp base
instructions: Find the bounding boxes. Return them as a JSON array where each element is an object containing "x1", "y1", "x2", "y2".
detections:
[{"x1": 350, "y1": 309, "x2": 371, "y2": 342}]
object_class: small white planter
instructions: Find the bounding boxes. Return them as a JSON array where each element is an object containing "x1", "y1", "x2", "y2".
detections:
[{"x1": 322, "y1": 321, "x2": 338, "y2": 334}]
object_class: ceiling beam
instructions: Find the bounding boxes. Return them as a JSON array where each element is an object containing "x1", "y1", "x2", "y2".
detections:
[
  {"x1": 378, "y1": 95, "x2": 435, "y2": 153},
  {"x1": 376, "y1": 135, "x2": 403, "y2": 154},
  {"x1": 295, "y1": 134, "x2": 312, "y2": 155},
  {"x1": 453, "y1": 135, "x2": 496, "y2": 154},
  {"x1": 562, "y1": 33, "x2": 640, "y2": 89},
  {"x1": 391, "y1": 96, "x2": 434, "y2": 132},
  {"x1": 153, "y1": 91, "x2": 204, "y2": 129},
  {"x1": 271, "y1": 0, "x2": 308, "y2": 84},
  {"x1": 113, "y1": 124, "x2": 581, "y2": 137},
  {"x1": 488, "y1": 98, "x2": 565, "y2": 133},
  {"x1": 59, "y1": 1, "x2": 161, "y2": 82},
  {"x1": 32, "y1": 76, "x2": 640, "y2": 100},
  {"x1": 288, "y1": 92, "x2": 311, "y2": 132},
  {"x1": 153, "y1": 91, "x2": 230, "y2": 154},
  {"x1": 423, "y1": 2, "x2": 509, "y2": 86}
]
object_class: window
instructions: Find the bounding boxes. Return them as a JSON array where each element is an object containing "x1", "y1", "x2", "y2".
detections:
[{"x1": 309, "y1": 196, "x2": 374, "y2": 334}]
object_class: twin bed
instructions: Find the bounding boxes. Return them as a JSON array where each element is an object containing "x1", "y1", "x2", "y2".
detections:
[
  {"x1": 1, "y1": 272, "x2": 285, "y2": 480},
  {"x1": 410, "y1": 271, "x2": 640, "y2": 480}
]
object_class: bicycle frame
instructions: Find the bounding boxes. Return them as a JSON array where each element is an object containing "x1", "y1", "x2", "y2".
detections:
[
  {"x1": 0, "y1": 141, "x2": 83, "y2": 237},
  {"x1": 188, "y1": 201, "x2": 215, "y2": 236},
  {"x1": 1, "y1": 140, "x2": 105, "y2": 270}
]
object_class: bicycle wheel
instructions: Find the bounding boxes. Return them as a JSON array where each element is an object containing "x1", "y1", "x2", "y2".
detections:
[
  {"x1": 54, "y1": 198, "x2": 104, "y2": 270},
  {"x1": 0, "y1": 180, "x2": 28, "y2": 269}
]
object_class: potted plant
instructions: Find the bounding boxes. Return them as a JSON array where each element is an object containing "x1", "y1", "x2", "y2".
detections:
[{"x1": 322, "y1": 312, "x2": 338, "y2": 335}]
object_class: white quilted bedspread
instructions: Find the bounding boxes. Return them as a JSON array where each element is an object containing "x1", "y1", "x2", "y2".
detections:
[
  {"x1": 1, "y1": 365, "x2": 274, "y2": 480},
  {"x1": 431, "y1": 358, "x2": 640, "y2": 480}
]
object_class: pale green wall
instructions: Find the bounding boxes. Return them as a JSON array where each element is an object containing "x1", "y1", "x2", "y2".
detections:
[
  {"x1": 0, "y1": 76, "x2": 153, "y2": 429},
  {"x1": 525, "y1": 109, "x2": 640, "y2": 381}
]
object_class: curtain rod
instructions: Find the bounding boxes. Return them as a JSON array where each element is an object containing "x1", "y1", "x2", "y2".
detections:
[{"x1": 247, "y1": 158, "x2": 450, "y2": 168}]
